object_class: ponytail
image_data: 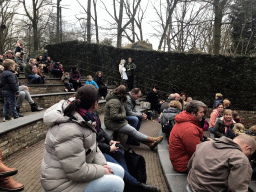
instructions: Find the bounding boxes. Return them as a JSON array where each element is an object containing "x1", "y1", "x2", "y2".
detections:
[{"x1": 64, "y1": 99, "x2": 81, "y2": 117}]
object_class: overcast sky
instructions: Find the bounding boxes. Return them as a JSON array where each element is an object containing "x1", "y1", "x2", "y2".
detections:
[{"x1": 60, "y1": 0, "x2": 161, "y2": 49}]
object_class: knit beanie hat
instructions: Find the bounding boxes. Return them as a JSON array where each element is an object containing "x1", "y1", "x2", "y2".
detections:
[{"x1": 76, "y1": 85, "x2": 99, "y2": 110}]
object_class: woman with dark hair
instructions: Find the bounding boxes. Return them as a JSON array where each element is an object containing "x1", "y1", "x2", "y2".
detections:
[
  {"x1": 104, "y1": 85, "x2": 163, "y2": 150},
  {"x1": 41, "y1": 85, "x2": 125, "y2": 192},
  {"x1": 146, "y1": 85, "x2": 164, "y2": 113},
  {"x1": 180, "y1": 92, "x2": 187, "y2": 107},
  {"x1": 69, "y1": 66, "x2": 82, "y2": 91},
  {"x1": 209, "y1": 103, "x2": 224, "y2": 133},
  {"x1": 94, "y1": 71, "x2": 108, "y2": 98}
]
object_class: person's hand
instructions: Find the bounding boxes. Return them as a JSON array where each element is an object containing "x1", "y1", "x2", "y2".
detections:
[
  {"x1": 109, "y1": 140, "x2": 119, "y2": 145},
  {"x1": 77, "y1": 80, "x2": 79, "y2": 83},
  {"x1": 24, "y1": 86, "x2": 29, "y2": 90},
  {"x1": 160, "y1": 101, "x2": 163, "y2": 104},
  {"x1": 110, "y1": 143, "x2": 119, "y2": 153},
  {"x1": 103, "y1": 165, "x2": 113, "y2": 174},
  {"x1": 142, "y1": 113, "x2": 147, "y2": 120},
  {"x1": 16, "y1": 95, "x2": 20, "y2": 97},
  {"x1": 207, "y1": 138, "x2": 212, "y2": 141}
]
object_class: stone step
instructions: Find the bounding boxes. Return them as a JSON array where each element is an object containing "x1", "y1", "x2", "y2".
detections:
[
  {"x1": 18, "y1": 77, "x2": 86, "y2": 86},
  {"x1": 26, "y1": 84, "x2": 68, "y2": 94}
]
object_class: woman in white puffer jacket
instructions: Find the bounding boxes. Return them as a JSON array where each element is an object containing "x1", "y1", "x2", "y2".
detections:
[{"x1": 41, "y1": 85, "x2": 124, "y2": 192}]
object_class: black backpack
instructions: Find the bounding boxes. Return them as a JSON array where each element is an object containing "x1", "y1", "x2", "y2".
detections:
[{"x1": 124, "y1": 148, "x2": 147, "y2": 183}]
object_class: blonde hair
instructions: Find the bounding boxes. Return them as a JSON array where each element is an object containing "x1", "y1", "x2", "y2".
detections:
[
  {"x1": 169, "y1": 100, "x2": 182, "y2": 111},
  {"x1": 233, "y1": 123, "x2": 245, "y2": 136},
  {"x1": 224, "y1": 109, "x2": 232, "y2": 115},
  {"x1": 3, "y1": 59, "x2": 15, "y2": 70},
  {"x1": 38, "y1": 64, "x2": 43, "y2": 68},
  {"x1": 87, "y1": 75, "x2": 92, "y2": 80},
  {"x1": 249, "y1": 125, "x2": 256, "y2": 134},
  {"x1": 187, "y1": 97, "x2": 192, "y2": 102},
  {"x1": 215, "y1": 93, "x2": 223, "y2": 99},
  {"x1": 223, "y1": 99, "x2": 231, "y2": 106}
]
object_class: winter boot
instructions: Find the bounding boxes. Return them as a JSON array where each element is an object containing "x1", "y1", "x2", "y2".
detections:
[
  {"x1": 0, "y1": 149, "x2": 18, "y2": 178},
  {"x1": 0, "y1": 177, "x2": 24, "y2": 191},
  {"x1": 30, "y1": 103, "x2": 43, "y2": 112},
  {"x1": 16, "y1": 108, "x2": 24, "y2": 117},
  {"x1": 142, "y1": 136, "x2": 163, "y2": 150},
  {"x1": 137, "y1": 183, "x2": 161, "y2": 192}
]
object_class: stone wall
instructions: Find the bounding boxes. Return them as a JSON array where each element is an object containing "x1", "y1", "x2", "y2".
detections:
[
  {"x1": 28, "y1": 85, "x2": 66, "y2": 94},
  {"x1": 0, "y1": 93, "x2": 75, "y2": 116},
  {"x1": 0, "y1": 120, "x2": 48, "y2": 159}
]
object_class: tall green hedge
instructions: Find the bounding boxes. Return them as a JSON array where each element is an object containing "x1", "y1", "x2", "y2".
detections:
[{"x1": 46, "y1": 41, "x2": 256, "y2": 111}]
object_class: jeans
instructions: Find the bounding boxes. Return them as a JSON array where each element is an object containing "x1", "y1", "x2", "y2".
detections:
[
  {"x1": 27, "y1": 74, "x2": 42, "y2": 84},
  {"x1": 3, "y1": 91, "x2": 18, "y2": 118},
  {"x1": 209, "y1": 127, "x2": 214, "y2": 133},
  {"x1": 64, "y1": 82, "x2": 73, "y2": 90},
  {"x1": 16, "y1": 90, "x2": 34, "y2": 108},
  {"x1": 126, "y1": 116, "x2": 142, "y2": 131},
  {"x1": 83, "y1": 162, "x2": 124, "y2": 192},
  {"x1": 119, "y1": 124, "x2": 148, "y2": 141},
  {"x1": 104, "y1": 150, "x2": 140, "y2": 187}
]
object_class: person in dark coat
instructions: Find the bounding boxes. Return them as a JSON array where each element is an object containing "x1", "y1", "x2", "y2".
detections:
[
  {"x1": 146, "y1": 85, "x2": 164, "y2": 113},
  {"x1": 0, "y1": 59, "x2": 19, "y2": 121},
  {"x1": 213, "y1": 109, "x2": 236, "y2": 139},
  {"x1": 94, "y1": 114, "x2": 161, "y2": 192},
  {"x1": 94, "y1": 71, "x2": 108, "y2": 98},
  {"x1": 124, "y1": 57, "x2": 136, "y2": 91},
  {"x1": 69, "y1": 66, "x2": 82, "y2": 91}
]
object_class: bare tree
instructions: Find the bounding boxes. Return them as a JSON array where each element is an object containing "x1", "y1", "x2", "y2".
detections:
[
  {"x1": 0, "y1": 0, "x2": 18, "y2": 54},
  {"x1": 19, "y1": 0, "x2": 53, "y2": 51},
  {"x1": 100, "y1": 0, "x2": 141, "y2": 48},
  {"x1": 76, "y1": 0, "x2": 99, "y2": 43}
]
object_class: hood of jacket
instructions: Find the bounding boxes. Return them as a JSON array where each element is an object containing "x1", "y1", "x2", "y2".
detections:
[
  {"x1": 213, "y1": 136, "x2": 242, "y2": 151},
  {"x1": 163, "y1": 107, "x2": 180, "y2": 114},
  {"x1": 105, "y1": 91, "x2": 118, "y2": 102},
  {"x1": 175, "y1": 111, "x2": 201, "y2": 127},
  {"x1": 44, "y1": 100, "x2": 95, "y2": 131}
]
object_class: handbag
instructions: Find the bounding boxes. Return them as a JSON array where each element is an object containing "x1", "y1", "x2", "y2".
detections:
[
  {"x1": 124, "y1": 148, "x2": 147, "y2": 183},
  {"x1": 141, "y1": 102, "x2": 151, "y2": 109}
]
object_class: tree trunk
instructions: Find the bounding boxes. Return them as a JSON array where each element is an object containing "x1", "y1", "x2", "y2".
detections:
[
  {"x1": 158, "y1": 0, "x2": 179, "y2": 50},
  {"x1": 87, "y1": 0, "x2": 91, "y2": 43},
  {"x1": 57, "y1": 0, "x2": 60, "y2": 42},
  {"x1": 117, "y1": 0, "x2": 124, "y2": 48},
  {"x1": 93, "y1": 0, "x2": 99, "y2": 43},
  {"x1": 33, "y1": 0, "x2": 38, "y2": 51},
  {"x1": 213, "y1": 0, "x2": 227, "y2": 55}
]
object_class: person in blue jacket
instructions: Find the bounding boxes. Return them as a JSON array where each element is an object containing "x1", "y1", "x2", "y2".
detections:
[{"x1": 85, "y1": 75, "x2": 99, "y2": 88}]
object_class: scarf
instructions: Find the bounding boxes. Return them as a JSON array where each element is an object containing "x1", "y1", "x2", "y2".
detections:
[
  {"x1": 223, "y1": 118, "x2": 233, "y2": 134},
  {"x1": 78, "y1": 108, "x2": 99, "y2": 132}
]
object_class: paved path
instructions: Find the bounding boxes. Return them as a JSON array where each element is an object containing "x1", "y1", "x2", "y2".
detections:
[{"x1": 3, "y1": 115, "x2": 170, "y2": 192}]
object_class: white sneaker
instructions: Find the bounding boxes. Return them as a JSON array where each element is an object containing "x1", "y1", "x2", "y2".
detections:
[
  {"x1": 71, "y1": 88, "x2": 75, "y2": 92},
  {"x1": 65, "y1": 89, "x2": 68, "y2": 92}
]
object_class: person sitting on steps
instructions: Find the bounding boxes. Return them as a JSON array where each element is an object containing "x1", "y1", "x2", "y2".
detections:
[
  {"x1": 104, "y1": 85, "x2": 163, "y2": 150},
  {"x1": 124, "y1": 88, "x2": 147, "y2": 146},
  {"x1": 94, "y1": 114, "x2": 161, "y2": 192},
  {"x1": 25, "y1": 58, "x2": 42, "y2": 84}
]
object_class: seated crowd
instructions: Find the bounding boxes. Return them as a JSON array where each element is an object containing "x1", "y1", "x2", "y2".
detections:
[{"x1": 154, "y1": 89, "x2": 256, "y2": 192}]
